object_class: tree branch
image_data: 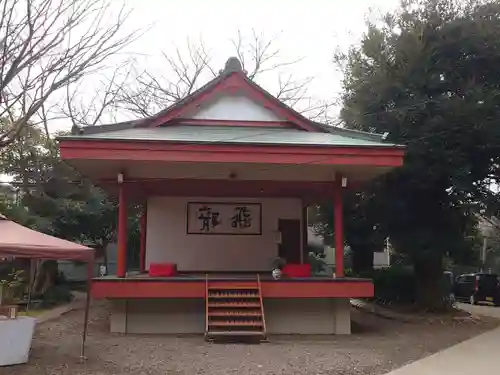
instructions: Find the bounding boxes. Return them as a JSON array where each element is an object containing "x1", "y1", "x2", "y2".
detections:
[
  {"x1": 0, "y1": 0, "x2": 139, "y2": 147},
  {"x1": 114, "y1": 31, "x2": 324, "y2": 120}
]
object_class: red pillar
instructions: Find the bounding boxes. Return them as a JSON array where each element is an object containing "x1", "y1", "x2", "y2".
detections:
[
  {"x1": 301, "y1": 203, "x2": 308, "y2": 265},
  {"x1": 334, "y1": 173, "x2": 345, "y2": 277},
  {"x1": 116, "y1": 184, "x2": 128, "y2": 278},
  {"x1": 139, "y1": 204, "x2": 147, "y2": 273}
]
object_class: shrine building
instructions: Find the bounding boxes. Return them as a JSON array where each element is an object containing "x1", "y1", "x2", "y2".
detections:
[{"x1": 57, "y1": 57, "x2": 404, "y2": 339}]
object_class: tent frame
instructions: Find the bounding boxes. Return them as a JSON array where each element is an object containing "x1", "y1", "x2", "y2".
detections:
[{"x1": 0, "y1": 214, "x2": 94, "y2": 362}]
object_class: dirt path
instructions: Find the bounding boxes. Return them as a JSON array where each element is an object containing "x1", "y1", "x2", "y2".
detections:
[
  {"x1": 0, "y1": 302, "x2": 497, "y2": 375},
  {"x1": 456, "y1": 302, "x2": 500, "y2": 319}
]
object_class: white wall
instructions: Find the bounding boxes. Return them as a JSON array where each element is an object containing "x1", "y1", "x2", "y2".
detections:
[
  {"x1": 109, "y1": 297, "x2": 351, "y2": 335},
  {"x1": 188, "y1": 94, "x2": 283, "y2": 122},
  {"x1": 373, "y1": 250, "x2": 391, "y2": 269},
  {"x1": 264, "y1": 298, "x2": 349, "y2": 334},
  {"x1": 146, "y1": 197, "x2": 302, "y2": 271}
]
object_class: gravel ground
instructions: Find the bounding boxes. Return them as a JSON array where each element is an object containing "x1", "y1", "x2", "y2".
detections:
[{"x1": 0, "y1": 302, "x2": 497, "y2": 375}]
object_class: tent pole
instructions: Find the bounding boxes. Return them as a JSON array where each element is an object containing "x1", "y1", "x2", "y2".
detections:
[{"x1": 80, "y1": 261, "x2": 93, "y2": 362}]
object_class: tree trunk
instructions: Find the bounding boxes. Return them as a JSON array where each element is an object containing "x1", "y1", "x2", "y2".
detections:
[
  {"x1": 33, "y1": 260, "x2": 58, "y2": 296},
  {"x1": 413, "y1": 255, "x2": 447, "y2": 312},
  {"x1": 351, "y1": 244, "x2": 374, "y2": 275}
]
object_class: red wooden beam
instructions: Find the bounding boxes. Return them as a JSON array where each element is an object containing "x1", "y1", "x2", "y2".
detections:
[
  {"x1": 139, "y1": 205, "x2": 147, "y2": 273},
  {"x1": 91, "y1": 279, "x2": 374, "y2": 299},
  {"x1": 301, "y1": 202, "x2": 308, "y2": 264},
  {"x1": 95, "y1": 179, "x2": 367, "y2": 202},
  {"x1": 261, "y1": 280, "x2": 373, "y2": 298},
  {"x1": 120, "y1": 179, "x2": 336, "y2": 199},
  {"x1": 116, "y1": 184, "x2": 128, "y2": 277},
  {"x1": 59, "y1": 140, "x2": 405, "y2": 168},
  {"x1": 334, "y1": 173, "x2": 345, "y2": 277},
  {"x1": 92, "y1": 281, "x2": 205, "y2": 299}
]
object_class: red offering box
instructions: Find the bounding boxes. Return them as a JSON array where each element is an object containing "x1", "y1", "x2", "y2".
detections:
[
  {"x1": 282, "y1": 264, "x2": 312, "y2": 278},
  {"x1": 149, "y1": 263, "x2": 177, "y2": 277}
]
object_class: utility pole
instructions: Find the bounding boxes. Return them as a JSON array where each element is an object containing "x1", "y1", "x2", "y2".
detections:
[{"x1": 481, "y1": 236, "x2": 488, "y2": 272}]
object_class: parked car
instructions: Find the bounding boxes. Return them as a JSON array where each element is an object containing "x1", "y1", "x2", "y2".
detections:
[{"x1": 453, "y1": 273, "x2": 500, "y2": 306}]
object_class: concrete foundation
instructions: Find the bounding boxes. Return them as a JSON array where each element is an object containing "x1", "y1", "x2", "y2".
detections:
[{"x1": 109, "y1": 298, "x2": 351, "y2": 335}]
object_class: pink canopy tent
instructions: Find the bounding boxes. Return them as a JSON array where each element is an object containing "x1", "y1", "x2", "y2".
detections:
[
  {"x1": 0, "y1": 214, "x2": 94, "y2": 261},
  {"x1": 0, "y1": 214, "x2": 94, "y2": 360}
]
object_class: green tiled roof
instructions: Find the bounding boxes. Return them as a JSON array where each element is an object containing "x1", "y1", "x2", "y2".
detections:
[{"x1": 60, "y1": 125, "x2": 400, "y2": 148}]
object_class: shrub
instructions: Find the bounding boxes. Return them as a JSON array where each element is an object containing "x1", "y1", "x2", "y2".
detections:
[
  {"x1": 351, "y1": 266, "x2": 456, "y2": 308},
  {"x1": 0, "y1": 268, "x2": 27, "y2": 304},
  {"x1": 308, "y1": 252, "x2": 327, "y2": 275},
  {"x1": 41, "y1": 285, "x2": 74, "y2": 307},
  {"x1": 370, "y1": 266, "x2": 417, "y2": 305}
]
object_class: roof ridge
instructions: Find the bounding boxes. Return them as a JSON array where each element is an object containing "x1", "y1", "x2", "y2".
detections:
[
  {"x1": 313, "y1": 122, "x2": 386, "y2": 142},
  {"x1": 70, "y1": 120, "x2": 139, "y2": 136}
]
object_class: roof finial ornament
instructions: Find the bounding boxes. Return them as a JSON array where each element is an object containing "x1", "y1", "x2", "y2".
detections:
[{"x1": 220, "y1": 56, "x2": 247, "y2": 75}]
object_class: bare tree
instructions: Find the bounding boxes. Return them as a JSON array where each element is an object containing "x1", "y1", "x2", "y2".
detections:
[
  {"x1": 0, "y1": 0, "x2": 138, "y2": 147},
  {"x1": 114, "y1": 30, "x2": 334, "y2": 121},
  {"x1": 63, "y1": 60, "x2": 133, "y2": 128}
]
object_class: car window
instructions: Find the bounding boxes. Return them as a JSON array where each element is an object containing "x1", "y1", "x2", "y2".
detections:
[
  {"x1": 479, "y1": 274, "x2": 499, "y2": 286},
  {"x1": 464, "y1": 275, "x2": 475, "y2": 282},
  {"x1": 480, "y1": 274, "x2": 499, "y2": 280},
  {"x1": 457, "y1": 276, "x2": 471, "y2": 283}
]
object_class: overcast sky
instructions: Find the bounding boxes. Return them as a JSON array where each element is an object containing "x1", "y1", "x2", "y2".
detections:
[
  {"x1": 84, "y1": 0, "x2": 401, "y2": 124},
  {"x1": 124, "y1": 0, "x2": 399, "y2": 97}
]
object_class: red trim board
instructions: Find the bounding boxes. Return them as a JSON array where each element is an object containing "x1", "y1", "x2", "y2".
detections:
[
  {"x1": 99, "y1": 179, "x2": 365, "y2": 201},
  {"x1": 60, "y1": 140, "x2": 404, "y2": 167},
  {"x1": 91, "y1": 279, "x2": 374, "y2": 299}
]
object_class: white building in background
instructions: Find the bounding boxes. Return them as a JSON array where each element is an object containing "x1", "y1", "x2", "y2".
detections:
[
  {"x1": 58, "y1": 243, "x2": 118, "y2": 282},
  {"x1": 477, "y1": 216, "x2": 500, "y2": 270},
  {"x1": 307, "y1": 227, "x2": 391, "y2": 269}
]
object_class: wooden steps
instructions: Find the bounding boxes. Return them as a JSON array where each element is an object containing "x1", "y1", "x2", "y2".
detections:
[
  {"x1": 209, "y1": 321, "x2": 263, "y2": 327},
  {"x1": 208, "y1": 293, "x2": 260, "y2": 298},
  {"x1": 208, "y1": 302, "x2": 261, "y2": 308},
  {"x1": 208, "y1": 285, "x2": 258, "y2": 290},
  {"x1": 205, "y1": 275, "x2": 267, "y2": 342},
  {"x1": 207, "y1": 331, "x2": 264, "y2": 337},
  {"x1": 209, "y1": 310, "x2": 262, "y2": 317}
]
